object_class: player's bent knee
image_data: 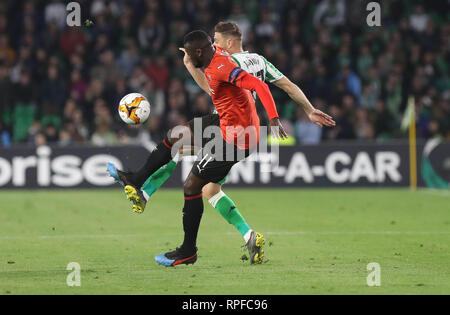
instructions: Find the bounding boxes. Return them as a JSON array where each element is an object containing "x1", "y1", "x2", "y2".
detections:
[
  {"x1": 167, "y1": 124, "x2": 191, "y2": 145},
  {"x1": 183, "y1": 180, "x2": 198, "y2": 196},
  {"x1": 184, "y1": 173, "x2": 207, "y2": 196},
  {"x1": 203, "y1": 183, "x2": 222, "y2": 200}
]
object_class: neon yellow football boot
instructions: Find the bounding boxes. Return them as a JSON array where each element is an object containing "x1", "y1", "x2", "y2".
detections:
[
  {"x1": 124, "y1": 185, "x2": 147, "y2": 214},
  {"x1": 246, "y1": 231, "x2": 265, "y2": 264}
]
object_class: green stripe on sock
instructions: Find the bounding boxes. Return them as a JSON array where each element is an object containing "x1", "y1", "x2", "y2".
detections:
[
  {"x1": 215, "y1": 194, "x2": 251, "y2": 237},
  {"x1": 141, "y1": 159, "x2": 177, "y2": 197}
]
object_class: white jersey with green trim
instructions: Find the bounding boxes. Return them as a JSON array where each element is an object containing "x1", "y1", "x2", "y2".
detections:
[
  {"x1": 231, "y1": 51, "x2": 284, "y2": 84},
  {"x1": 211, "y1": 51, "x2": 284, "y2": 114}
]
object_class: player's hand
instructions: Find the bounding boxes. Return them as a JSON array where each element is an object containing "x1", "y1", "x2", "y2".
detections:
[
  {"x1": 269, "y1": 117, "x2": 288, "y2": 140},
  {"x1": 308, "y1": 109, "x2": 336, "y2": 128},
  {"x1": 179, "y1": 48, "x2": 192, "y2": 66}
]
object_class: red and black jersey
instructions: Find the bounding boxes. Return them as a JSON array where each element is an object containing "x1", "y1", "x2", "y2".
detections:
[{"x1": 204, "y1": 45, "x2": 279, "y2": 149}]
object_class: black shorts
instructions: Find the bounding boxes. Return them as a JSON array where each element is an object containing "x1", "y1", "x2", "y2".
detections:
[
  {"x1": 188, "y1": 113, "x2": 220, "y2": 147},
  {"x1": 188, "y1": 114, "x2": 252, "y2": 183}
]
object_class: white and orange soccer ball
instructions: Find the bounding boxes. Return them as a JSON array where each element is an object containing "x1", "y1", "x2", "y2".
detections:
[{"x1": 118, "y1": 93, "x2": 151, "y2": 125}]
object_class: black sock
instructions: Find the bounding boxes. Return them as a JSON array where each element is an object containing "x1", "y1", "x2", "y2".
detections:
[
  {"x1": 132, "y1": 137, "x2": 173, "y2": 187},
  {"x1": 181, "y1": 193, "x2": 204, "y2": 253}
]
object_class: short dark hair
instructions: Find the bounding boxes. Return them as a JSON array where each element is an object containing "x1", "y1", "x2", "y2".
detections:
[
  {"x1": 183, "y1": 30, "x2": 211, "y2": 46},
  {"x1": 214, "y1": 21, "x2": 242, "y2": 40}
]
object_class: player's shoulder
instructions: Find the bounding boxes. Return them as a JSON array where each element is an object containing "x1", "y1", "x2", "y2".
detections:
[
  {"x1": 215, "y1": 45, "x2": 231, "y2": 57},
  {"x1": 250, "y1": 52, "x2": 268, "y2": 65},
  {"x1": 218, "y1": 53, "x2": 238, "y2": 68},
  {"x1": 232, "y1": 52, "x2": 267, "y2": 69},
  {"x1": 233, "y1": 51, "x2": 265, "y2": 60},
  {"x1": 208, "y1": 47, "x2": 239, "y2": 74}
]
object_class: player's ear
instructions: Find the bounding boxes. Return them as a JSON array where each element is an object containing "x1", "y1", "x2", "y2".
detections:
[
  {"x1": 196, "y1": 48, "x2": 202, "y2": 57},
  {"x1": 227, "y1": 38, "x2": 233, "y2": 50}
]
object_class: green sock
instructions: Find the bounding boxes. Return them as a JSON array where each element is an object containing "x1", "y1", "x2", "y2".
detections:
[
  {"x1": 210, "y1": 191, "x2": 251, "y2": 237},
  {"x1": 141, "y1": 159, "x2": 178, "y2": 199}
]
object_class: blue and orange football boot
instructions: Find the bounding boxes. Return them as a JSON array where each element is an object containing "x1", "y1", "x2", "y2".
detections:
[{"x1": 155, "y1": 247, "x2": 198, "y2": 267}]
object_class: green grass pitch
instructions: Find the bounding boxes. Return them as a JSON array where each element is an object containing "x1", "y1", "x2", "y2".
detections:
[{"x1": 0, "y1": 188, "x2": 449, "y2": 295}]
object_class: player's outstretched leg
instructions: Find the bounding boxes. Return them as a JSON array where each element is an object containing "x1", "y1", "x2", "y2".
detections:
[
  {"x1": 107, "y1": 158, "x2": 178, "y2": 214},
  {"x1": 107, "y1": 124, "x2": 191, "y2": 213},
  {"x1": 136, "y1": 147, "x2": 198, "y2": 208},
  {"x1": 111, "y1": 123, "x2": 193, "y2": 190},
  {"x1": 107, "y1": 162, "x2": 147, "y2": 213},
  {"x1": 140, "y1": 156, "x2": 179, "y2": 200}
]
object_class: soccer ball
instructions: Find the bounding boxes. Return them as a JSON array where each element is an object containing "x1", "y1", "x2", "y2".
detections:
[{"x1": 118, "y1": 93, "x2": 151, "y2": 125}]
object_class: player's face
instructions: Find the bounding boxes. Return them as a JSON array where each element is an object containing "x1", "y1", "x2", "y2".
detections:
[
  {"x1": 213, "y1": 32, "x2": 223, "y2": 48},
  {"x1": 184, "y1": 36, "x2": 214, "y2": 68},
  {"x1": 185, "y1": 46, "x2": 204, "y2": 68},
  {"x1": 213, "y1": 32, "x2": 228, "y2": 50}
]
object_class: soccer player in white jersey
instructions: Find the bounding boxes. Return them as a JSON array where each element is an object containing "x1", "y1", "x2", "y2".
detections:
[{"x1": 108, "y1": 21, "x2": 335, "y2": 264}]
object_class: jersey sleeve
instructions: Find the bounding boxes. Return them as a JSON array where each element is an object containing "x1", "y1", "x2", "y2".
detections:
[
  {"x1": 235, "y1": 72, "x2": 279, "y2": 120},
  {"x1": 227, "y1": 67, "x2": 246, "y2": 85},
  {"x1": 262, "y1": 56, "x2": 284, "y2": 83}
]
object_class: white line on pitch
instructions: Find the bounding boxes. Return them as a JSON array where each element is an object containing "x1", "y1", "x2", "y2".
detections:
[
  {"x1": 253, "y1": 231, "x2": 450, "y2": 235},
  {"x1": 418, "y1": 189, "x2": 450, "y2": 197},
  {"x1": 1, "y1": 231, "x2": 450, "y2": 241}
]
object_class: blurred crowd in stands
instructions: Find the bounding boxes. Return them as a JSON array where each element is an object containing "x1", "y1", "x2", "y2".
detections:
[{"x1": 0, "y1": 0, "x2": 449, "y2": 148}]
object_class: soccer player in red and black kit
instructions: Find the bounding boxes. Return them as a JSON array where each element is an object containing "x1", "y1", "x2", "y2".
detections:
[{"x1": 113, "y1": 30, "x2": 286, "y2": 266}]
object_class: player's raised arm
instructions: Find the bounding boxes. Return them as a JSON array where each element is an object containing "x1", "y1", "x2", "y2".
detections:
[
  {"x1": 260, "y1": 56, "x2": 335, "y2": 128},
  {"x1": 179, "y1": 47, "x2": 211, "y2": 96},
  {"x1": 232, "y1": 69, "x2": 288, "y2": 140},
  {"x1": 273, "y1": 76, "x2": 336, "y2": 128}
]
